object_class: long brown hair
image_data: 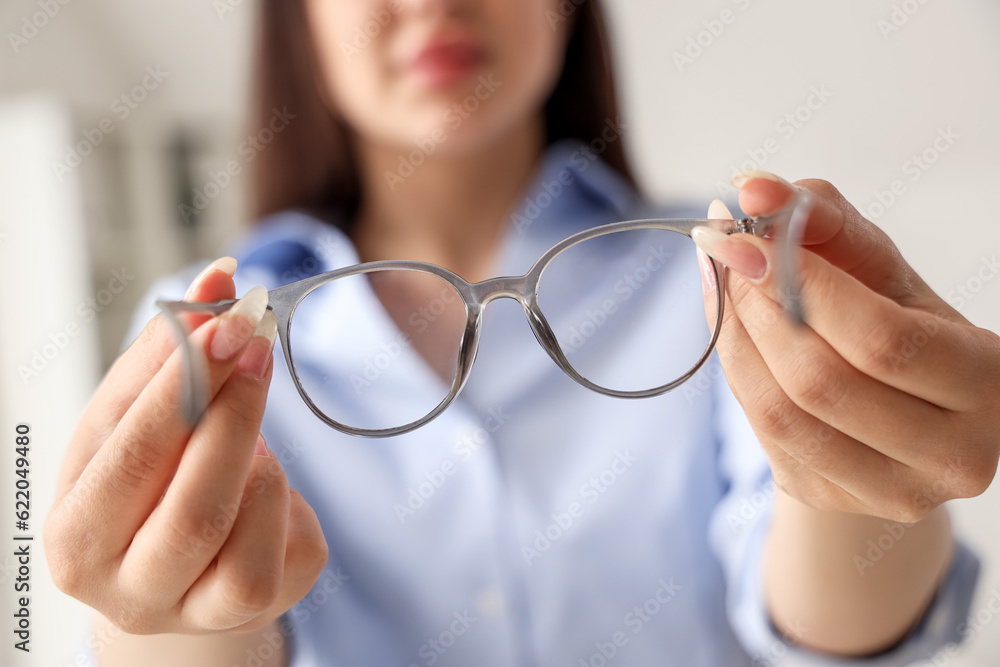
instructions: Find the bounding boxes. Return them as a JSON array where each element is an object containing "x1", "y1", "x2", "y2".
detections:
[{"x1": 250, "y1": 0, "x2": 636, "y2": 231}]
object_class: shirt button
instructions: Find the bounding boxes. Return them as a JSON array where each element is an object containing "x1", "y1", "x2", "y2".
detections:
[{"x1": 475, "y1": 589, "x2": 506, "y2": 617}]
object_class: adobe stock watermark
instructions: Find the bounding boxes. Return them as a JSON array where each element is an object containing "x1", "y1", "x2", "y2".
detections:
[
  {"x1": 521, "y1": 449, "x2": 638, "y2": 565},
  {"x1": 512, "y1": 116, "x2": 628, "y2": 234},
  {"x1": 853, "y1": 476, "x2": 952, "y2": 576},
  {"x1": 578, "y1": 578, "x2": 682, "y2": 667},
  {"x1": 266, "y1": 437, "x2": 309, "y2": 468},
  {"x1": 233, "y1": 568, "x2": 350, "y2": 667},
  {"x1": 286, "y1": 567, "x2": 350, "y2": 625},
  {"x1": 82, "y1": 615, "x2": 125, "y2": 665},
  {"x1": 51, "y1": 66, "x2": 169, "y2": 183},
  {"x1": 409, "y1": 609, "x2": 478, "y2": 667},
  {"x1": 672, "y1": 0, "x2": 753, "y2": 73},
  {"x1": 682, "y1": 356, "x2": 724, "y2": 405},
  {"x1": 679, "y1": 280, "x2": 798, "y2": 402},
  {"x1": 884, "y1": 315, "x2": 942, "y2": 372},
  {"x1": 178, "y1": 106, "x2": 297, "y2": 224},
  {"x1": 393, "y1": 406, "x2": 512, "y2": 524},
  {"x1": 724, "y1": 477, "x2": 777, "y2": 533},
  {"x1": 723, "y1": 426, "x2": 838, "y2": 533},
  {"x1": 79, "y1": 565, "x2": 347, "y2": 667},
  {"x1": 730, "y1": 283, "x2": 798, "y2": 340},
  {"x1": 384, "y1": 74, "x2": 502, "y2": 191},
  {"x1": 946, "y1": 252, "x2": 999, "y2": 311},
  {"x1": 877, "y1": 0, "x2": 933, "y2": 40},
  {"x1": 559, "y1": 244, "x2": 675, "y2": 355},
  {"x1": 863, "y1": 126, "x2": 959, "y2": 222},
  {"x1": 8, "y1": 0, "x2": 74, "y2": 55},
  {"x1": 752, "y1": 618, "x2": 809, "y2": 667},
  {"x1": 348, "y1": 284, "x2": 460, "y2": 396},
  {"x1": 18, "y1": 268, "x2": 135, "y2": 385},
  {"x1": 853, "y1": 521, "x2": 908, "y2": 576},
  {"x1": 716, "y1": 84, "x2": 834, "y2": 197},
  {"x1": 125, "y1": 440, "x2": 294, "y2": 564},
  {"x1": 235, "y1": 568, "x2": 349, "y2": 667},
  {"x1": 926, "y1": 587, "x2": 1000, "y2": 666}
]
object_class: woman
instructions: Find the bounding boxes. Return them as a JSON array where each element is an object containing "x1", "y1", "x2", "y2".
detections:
[{"x1": 44, "y1": 0, "x2": 999, "y2": 665}]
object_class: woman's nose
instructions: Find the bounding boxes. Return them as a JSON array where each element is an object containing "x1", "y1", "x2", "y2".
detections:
[{"x1": 398, "y1": 0, "x2": 466, "y2": 19}]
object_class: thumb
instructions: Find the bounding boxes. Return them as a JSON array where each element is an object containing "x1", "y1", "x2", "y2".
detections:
[{"x1": 181, "y1": 257, "x2": 239, "y2": 332}]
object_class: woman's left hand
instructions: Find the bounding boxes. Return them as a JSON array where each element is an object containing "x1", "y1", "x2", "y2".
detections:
[{"x1": 692, "y1": 170, "x2": 1000, "y2": 522}]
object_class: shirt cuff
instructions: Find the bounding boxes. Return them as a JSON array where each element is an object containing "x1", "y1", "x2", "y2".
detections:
[{"x1": 729, "y1": 506, "x2": 981, "y2": 666}]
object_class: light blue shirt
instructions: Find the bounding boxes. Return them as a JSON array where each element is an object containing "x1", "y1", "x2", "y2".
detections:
[{"x1": 117, "y1": 140, "x2": 977, "y2": 666}]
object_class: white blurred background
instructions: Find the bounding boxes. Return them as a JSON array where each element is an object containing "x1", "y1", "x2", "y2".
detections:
[{"x1": 0, "y1": 1, "x2": 997, "y2": 665}]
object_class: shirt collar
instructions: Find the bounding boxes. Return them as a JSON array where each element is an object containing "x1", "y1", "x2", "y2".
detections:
[
  {"x1": 505, "y1": 137, "x2": 640, "y2": 237},
  {"x1": 228, "y1": 137, "x2": 642, "y2": 286}
]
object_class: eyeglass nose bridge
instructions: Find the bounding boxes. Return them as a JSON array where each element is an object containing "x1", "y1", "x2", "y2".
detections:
[
  {"x1": 461, "y1": 272, "x2": 611, "y2": 396},
  {"x1": 466, "y1": 274, "x2": 533, "y2": 307},
  {"x1": 464, "y1": 274, "x2": 564, "y2": 361}
]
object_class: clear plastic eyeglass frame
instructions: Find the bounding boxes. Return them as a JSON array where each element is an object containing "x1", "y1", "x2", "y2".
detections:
[{"x1": 157, "y1": 191, "x2": 812, "y2": 438}]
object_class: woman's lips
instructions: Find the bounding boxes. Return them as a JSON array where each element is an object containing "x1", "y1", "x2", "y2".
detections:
[{"x1": 407, "y1": 40, "x2": 486, "y2": 88}]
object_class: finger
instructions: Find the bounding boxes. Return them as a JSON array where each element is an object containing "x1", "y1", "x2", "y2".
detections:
[
  {"x1": 178, "y1": 440, "x2": 290, "y2": 631},
  {"x1": 698, "y1": 205, "x2": 943, "y2": 515},
  {"x1": 694, "y1": 225, "x2": 989, "y2": 410},
  {"x1": 54, "y1": 287, "x2": 270, "y2": 561},
  {"x1": 181, "y1": 257, "x2": 240, "y2": 327},
  {"x1": 250, "y1": 488, "x2": 328, "y2": 629},
  {"x1": 695, "y1": 200, "x2": 734, "y2": 331},
  {"x1": 763, "y1": 431, "x2": 874, "y2": 518},
  {"x1": 185, "y1": 487, "x2": 329, "y2": 634},
  {"x1": 695, "y1": 207, "x2": 861, "y2": 504},
  {"x1": 721, "y1": 262, "x2": 963, "y2": 473},
  {"x1": 727, "y1": 355, "x2": 923, "y2": 518},
  {"x1": 705, "y1": 260, "x2": 922, "y2": 516},
  {"x1": 56, "y1": 258, "x2": 238, "y2": 503},
  {"x1": 732, "y1": 170, "x2": 927, "y2": 301},
  {"x1": 700, "y1": 248, "x2": 882, "y2": 513},
  {"x1": 119, "y1": 311, "x2": 278, "y2": 599},
  {"x1": 105, "y1": 257, "x2": 239, "y2": 430}
]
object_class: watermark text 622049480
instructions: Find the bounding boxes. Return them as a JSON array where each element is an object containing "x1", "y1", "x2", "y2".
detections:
[{"x1": 12, "y1": 423, "x2": 33, "y2": 653}]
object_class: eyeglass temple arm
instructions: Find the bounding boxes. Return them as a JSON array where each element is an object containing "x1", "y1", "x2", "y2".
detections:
[
  {"x1": 157, "y1": 298, "x2": 240, "y2": 314},
  {"x1": 722, "y1": 191, "x2": 813, "y2": 326},
  {"x1": 153, "y1": 298, "x2": 270, "y2": 427},
  {"x1": 150, "y1": 191, "x2": 811, "y2": 425}
]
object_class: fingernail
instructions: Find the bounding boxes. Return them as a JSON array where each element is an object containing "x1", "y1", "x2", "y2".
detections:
[
  {"x1": 696, "y1": 248, "x2": 718, "y2": 295},
  {"x1": 730, "y1": 169, "x2": 794, "y2": 190},
  {"x1": 691, "y1": 226, "x2": 767, "y2": 281},
  {"x1": 237, "y1": 310, "x2": 278, "y2": 379},
  {"x1": 185, "y1": 257, "x2": 238, "y2": 301},
  {"x1": 699, "y1": 200, "x2": 731, "y2": 295},
  {"x1": 707, "y1": 199, "x2": 733, "y2": 220},
  {"x1": 210, "y1": 285, "x2": 269, "y2": 361},
  {"x1": 254, "y1": 433, "x2": 272, "y2": 457}
]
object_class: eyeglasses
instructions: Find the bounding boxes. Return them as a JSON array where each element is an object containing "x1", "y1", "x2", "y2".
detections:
[{"x1": 157, "y1": 192, "x2": 812, "y2": 437}]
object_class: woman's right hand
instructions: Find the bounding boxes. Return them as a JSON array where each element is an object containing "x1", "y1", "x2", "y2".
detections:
[{"x1": 43, "y1": 258, "x2": 329, "y2": 635}]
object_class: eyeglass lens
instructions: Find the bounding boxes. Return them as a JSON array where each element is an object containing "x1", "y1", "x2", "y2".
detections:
[
  {"x1": 286, "y1": 228, "x2": 717, "y2": 432},
  {"x1": 536, "y1": 228, "x2": 715, "y2": 392},
  {"x1": 289, "y1": 269, "x2": 468, "y2": 432}
]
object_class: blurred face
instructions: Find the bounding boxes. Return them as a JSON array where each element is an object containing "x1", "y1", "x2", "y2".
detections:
[{"x1": 305, "y1": 0, "x2": 569, "y2": 156}]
